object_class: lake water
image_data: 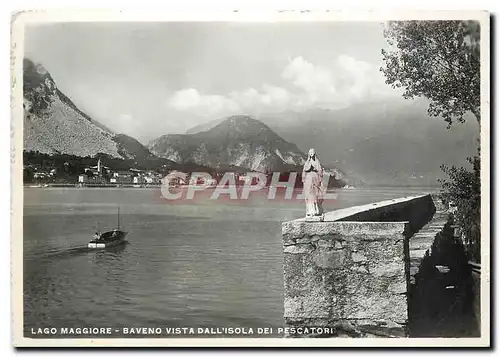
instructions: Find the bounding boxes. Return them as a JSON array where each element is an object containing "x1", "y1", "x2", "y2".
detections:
[{"x1": 23, "y1": 186, "x2": 435, "y2": 338}]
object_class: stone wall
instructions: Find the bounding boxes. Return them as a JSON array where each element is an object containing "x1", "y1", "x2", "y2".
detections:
[
  {"x1": 283, "y1": 193, "x2": 481, "y2": 338},
  {"x1": 283, "y1": 221, "x2": 410, "y2": 337},
  {"x1": 282, "y1": 194, "x2": 439, "y2": 338}
]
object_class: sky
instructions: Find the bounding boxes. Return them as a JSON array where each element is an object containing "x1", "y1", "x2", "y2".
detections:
[{"x1": 25, "y1": 21, "x2": 401, "y2": 143}]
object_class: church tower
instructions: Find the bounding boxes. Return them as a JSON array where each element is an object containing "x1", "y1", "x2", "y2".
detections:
[{"x1": 97, "y1": 157, "x2": 102, "y2": 175}]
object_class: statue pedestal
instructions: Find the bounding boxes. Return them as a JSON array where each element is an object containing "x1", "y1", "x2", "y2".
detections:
[{"x1": 305, "y1": 214, "x2": 324, "y2": 222}]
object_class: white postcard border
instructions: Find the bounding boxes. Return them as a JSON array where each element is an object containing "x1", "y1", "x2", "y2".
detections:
[{"x1": 10, "y1": 9, "x2": 491, "y2": 348}]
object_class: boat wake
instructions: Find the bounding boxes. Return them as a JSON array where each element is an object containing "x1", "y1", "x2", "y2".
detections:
[{"x1": 26, "y1": 241, "x2": 130, "y2": 260}]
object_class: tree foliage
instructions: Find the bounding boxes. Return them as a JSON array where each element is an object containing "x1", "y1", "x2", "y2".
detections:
[
  {"x1": 381, "y1": 20, "x2": 480, "y2": 127},
  {"x1": 439, "y1": 150, "x2": 481, "y2": 263},
  {"x1": 381, "y1": 21, "x2": 482, "y2": 263}
]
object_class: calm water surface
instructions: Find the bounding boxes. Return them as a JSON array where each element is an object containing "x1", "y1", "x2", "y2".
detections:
[{"x1": 23, "y1": 186, "x2": 434, "y2": 337}]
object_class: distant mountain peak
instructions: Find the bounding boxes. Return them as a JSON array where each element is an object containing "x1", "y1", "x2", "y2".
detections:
[
  {"x1": 34, "y1": 63, "x2": 49, "y2": 76},
  {"x1": 24, "y1": 58, "x2": 47, "y2": 73},
  {"x1": 226, "y1": 114, "x2": 254, "y2": 122},
  {"x1": 148, "y1": 115, "x2": 309, "y2": 173},
  {"x1": 22, "y1": 58, "x2": 156, "y2": 161},
  {"x1": 209, "y1": 115, "x2": 277, "y2": 136}
]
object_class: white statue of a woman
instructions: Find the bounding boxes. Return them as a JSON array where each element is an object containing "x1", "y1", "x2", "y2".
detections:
[{"x1": 302, "y1": 148, "x2": 325, "y2": 220}]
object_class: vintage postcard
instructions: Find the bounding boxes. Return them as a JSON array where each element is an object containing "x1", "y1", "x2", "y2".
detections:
[{"x1": 11, "y1": 9, "x2": 490, "y2": 347}]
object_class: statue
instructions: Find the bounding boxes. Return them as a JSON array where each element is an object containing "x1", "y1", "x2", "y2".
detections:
[{"x1": 302, "y1": 148, "x2": 325, "y2": 221}]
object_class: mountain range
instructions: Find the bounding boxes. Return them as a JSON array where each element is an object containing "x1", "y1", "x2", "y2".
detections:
[
  {"x1": 187, "y1": 101, "x2": 479, "y2": 186},
  {"x1": 23, "y1": 59, "x2": 328, "y2": 179},
  {"x1": 23, "y1": 58, "x2": 479, "y2": 186}
]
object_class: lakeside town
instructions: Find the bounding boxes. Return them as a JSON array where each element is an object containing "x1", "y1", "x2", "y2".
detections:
[
  {"x1": 23, "y1": 155, "x2": 343, "y2": 189},
  {"x1": 25, "y1": 156, "x2": 242, "y2": 188},
  {"x1": 24, "y1": 156, "x2": 163, "y2": 187}
]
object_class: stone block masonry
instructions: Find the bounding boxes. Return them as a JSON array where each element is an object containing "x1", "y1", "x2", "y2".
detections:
[
  {"x1": 283, "y1": 221, "x2": 410, "y2": 337},
  {"x1": 282, "y1": 194, "x2": 443, "y2": 338}
]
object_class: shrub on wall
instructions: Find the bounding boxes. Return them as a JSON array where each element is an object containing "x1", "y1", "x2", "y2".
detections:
[{"x1": 439, "y1": 149, "x2": 481, "y2": 263}]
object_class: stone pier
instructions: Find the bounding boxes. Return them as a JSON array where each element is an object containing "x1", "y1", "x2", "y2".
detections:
[{"x1": 282, "y1": 194, "x2": 452, "y2": 337}]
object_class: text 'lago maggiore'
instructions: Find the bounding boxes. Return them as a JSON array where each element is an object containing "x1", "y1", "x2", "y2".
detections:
[{"x1": 30, "y1": 326, "x2": 334, "y2": 336}]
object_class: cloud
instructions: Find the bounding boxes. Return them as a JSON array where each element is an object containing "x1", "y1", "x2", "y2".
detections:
[
  {"x1": 168, "y1": 88, "x2": 241, "y2": 116},
  {"x1": 335, "y1": 55, "x2": 384, "y2": 99},
  {"x1": 228, "y1": 84, "x2": 291, "y2": 111},
  {"x1": 282, "y1": 56, "x2": 337, "y2": 103},
  {"x1": 167, "y1": 55, "x2": 395, "y2": 117}
]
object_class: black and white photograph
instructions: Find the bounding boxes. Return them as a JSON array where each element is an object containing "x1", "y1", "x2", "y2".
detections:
[{"x1": 11, "y1": 10, "x2": 490, "y2": 347}]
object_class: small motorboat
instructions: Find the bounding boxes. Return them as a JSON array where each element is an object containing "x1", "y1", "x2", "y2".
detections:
[
  {"x1": 88, "y1": 229, "x2": 128, "y2": 248},
  {"x1": 88, "y1": 207, "x2": 128, "y2": 249}
]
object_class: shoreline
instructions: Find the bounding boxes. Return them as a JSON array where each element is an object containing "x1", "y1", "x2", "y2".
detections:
[
  {"x1": 23, "y1": 183, "x2": 439, "y2": 192},
  {"x1": 24, "y1": 183, "x2": 162, "y2": 188}
]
